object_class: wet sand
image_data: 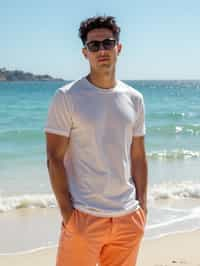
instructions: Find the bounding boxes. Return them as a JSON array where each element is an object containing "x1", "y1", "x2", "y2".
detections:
[{"x1": 1, "y1": 230, "x2": 200, "y2": 266}]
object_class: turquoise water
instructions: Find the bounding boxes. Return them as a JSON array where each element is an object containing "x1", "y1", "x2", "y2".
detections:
[
  {"x1": 0, "y1": 80, "x2": 200, "y2": 252},
  {"x1": 0, "y1": 80, "x2": 200, "y2": 196}
]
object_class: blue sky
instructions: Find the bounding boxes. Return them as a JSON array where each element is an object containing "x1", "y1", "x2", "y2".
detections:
[{"x1": 0, "y1": 0, "x2": 200, "y2": 80}]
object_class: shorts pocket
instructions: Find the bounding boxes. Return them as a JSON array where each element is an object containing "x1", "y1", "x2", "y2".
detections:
[
  {"x1": 130, "y1": 208, "x2": 146, "y2": 233},
  {"x1": 62, "y1": 209, "x2": 76, "y2": 233},
  {"x1": 139, "y1": 207, "x2": 147, "y2": 225}
]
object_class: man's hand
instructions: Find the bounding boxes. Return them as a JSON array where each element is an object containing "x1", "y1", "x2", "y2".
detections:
[
  {"x1": 61, "y1": 206, "x2": 75, "y2": 225},
  {"x1": 139, "y1": 200, "x2": 148, "y2": 217}
]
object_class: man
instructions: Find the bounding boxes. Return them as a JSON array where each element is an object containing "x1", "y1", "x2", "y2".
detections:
[{"x1": 45, "y1": 15, "x2": 148, "y2": 266}]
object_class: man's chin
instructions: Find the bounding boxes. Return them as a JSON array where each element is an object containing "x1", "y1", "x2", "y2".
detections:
[{"x1": 97, "y1": 63, "x2": 112, "y2": 69}]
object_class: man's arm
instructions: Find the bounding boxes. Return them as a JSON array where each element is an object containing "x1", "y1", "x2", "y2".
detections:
[
  {"x1": 131, "y1": 136, "x2": 148, "y2": 215},
  {"x1": 45, "y1": 132, "x2": 73, "y2": 223}
]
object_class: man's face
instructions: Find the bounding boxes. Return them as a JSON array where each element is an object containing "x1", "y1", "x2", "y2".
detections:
[{"x1": 82, "y1": 28, "x2": 122, "y2": 72}]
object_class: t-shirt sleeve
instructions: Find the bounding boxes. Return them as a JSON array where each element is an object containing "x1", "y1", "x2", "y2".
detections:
[
  {"x1": 44, "y1": 90, "x2": 73, "y2": 137},
  {"x1": 132, "y1": 95, "x2": 146, "y2": 137}
]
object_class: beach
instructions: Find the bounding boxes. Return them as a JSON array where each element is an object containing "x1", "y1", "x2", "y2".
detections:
[
  {"x1": 1, "y1": 230, "x2": 199, "y2": 266},
  {"x1": 0, "y1": 206, "x2": 200, "y2": 266}
]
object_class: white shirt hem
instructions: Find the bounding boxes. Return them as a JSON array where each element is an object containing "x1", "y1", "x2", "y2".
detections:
[
  {"x1": 44, "y1": 127, "x2": 70, "y2": 137},
  {"x1": 73, "y1": 203, "x2": 140, "y2": 218}
]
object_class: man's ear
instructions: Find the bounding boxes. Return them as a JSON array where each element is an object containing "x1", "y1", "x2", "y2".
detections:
[
  {"x1": 117, "y1": 43, "x2": 122, "y2": 55},
  {"x1": 82, "y1": 47, "x2": 88, "y2": 59}
]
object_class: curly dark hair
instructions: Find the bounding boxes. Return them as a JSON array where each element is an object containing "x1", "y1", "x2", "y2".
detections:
[{"x1": 79, "y1": 15, "x2": 121, "y2": 45}]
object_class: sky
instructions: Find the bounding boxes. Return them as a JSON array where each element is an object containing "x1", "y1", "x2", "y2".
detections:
[{"x1": 0, "y1": 0, "x2": 200, "y2": 80}]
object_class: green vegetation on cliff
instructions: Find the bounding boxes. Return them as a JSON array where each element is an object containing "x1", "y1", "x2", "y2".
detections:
[{"x1": 0, "y1": 67, "x2": 64, "y2": 81}]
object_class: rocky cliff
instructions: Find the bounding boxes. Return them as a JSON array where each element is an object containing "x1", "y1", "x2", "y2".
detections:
[{"x1": 0, "y1": 68, "x2": 64, "y2": 81}]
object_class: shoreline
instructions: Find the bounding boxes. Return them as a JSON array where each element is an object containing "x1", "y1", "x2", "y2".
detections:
[
  {"x1": 0, "y1": 227, "x2": 199, "y2": 256},
  {"x1": 0, "y1": 199, "x2": 200, "y2": 254},
  {"x1": 0, "y1": 230, "x2": 199, "y2": 266}
]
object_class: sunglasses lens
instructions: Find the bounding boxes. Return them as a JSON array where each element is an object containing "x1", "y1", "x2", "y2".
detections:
[
  {"x1": 87, "y1": 41, "x2": 100, "y2": 52},
  {"x1": 86, "y1": 39, "x2": 116, "y2": 52},
  {"x1": 102, "y1": 39, "x2": 116, "y2": 50}
]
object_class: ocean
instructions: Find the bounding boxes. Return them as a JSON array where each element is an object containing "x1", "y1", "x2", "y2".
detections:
[{"x1": 0, "y1": 80, "x2": 200, "y2": 253}]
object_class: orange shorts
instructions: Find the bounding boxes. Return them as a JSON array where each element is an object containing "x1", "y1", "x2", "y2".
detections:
[{"x1": 56, "y1": 207, "x2": 146, "y2": 266}]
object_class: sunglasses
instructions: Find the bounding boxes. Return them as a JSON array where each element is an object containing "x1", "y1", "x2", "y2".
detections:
[{"x1": 85, "y1": 38, "x2": 117, "y2": 52}]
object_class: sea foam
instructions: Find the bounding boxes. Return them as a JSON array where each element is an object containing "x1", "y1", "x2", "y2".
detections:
[
  {"x1": 150, "y1": 182, "x2": 200, "y2": 200},
  {"x1": 0, "y1": 194, "x2": 56, "y2": 212},
  {"x1": 0, "y1": 182, "x2": 200, "y2": 212},
  {"x1": 148, "y1": 149, "x2": 200, "y2": 159}
]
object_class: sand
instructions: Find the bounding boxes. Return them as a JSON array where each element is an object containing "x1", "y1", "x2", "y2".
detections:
[{"x1": 0, "y1": 230, "x2": 199, "y2": 266}]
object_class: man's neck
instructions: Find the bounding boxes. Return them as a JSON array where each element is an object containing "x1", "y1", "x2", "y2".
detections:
[{"x1": 87, "y1": 70, "x2": 117, "y2": 89}]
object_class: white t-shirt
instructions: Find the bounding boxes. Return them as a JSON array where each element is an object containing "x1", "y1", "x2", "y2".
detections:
[{"x1": 45, "y1": 76, "x2": 146, "y2": 217}]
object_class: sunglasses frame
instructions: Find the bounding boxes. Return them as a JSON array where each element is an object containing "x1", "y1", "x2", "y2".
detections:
[{"x1": 85, "y1": 38, "x2": 118, "y2": 52}]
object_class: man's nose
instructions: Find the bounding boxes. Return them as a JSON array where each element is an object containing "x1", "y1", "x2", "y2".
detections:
[
  {"x1": 97, "y1": 44, "x2": 107, "y2": 55},
  {"x1": 98, "y1": 43, "x2": 106, "y2": 51}
]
